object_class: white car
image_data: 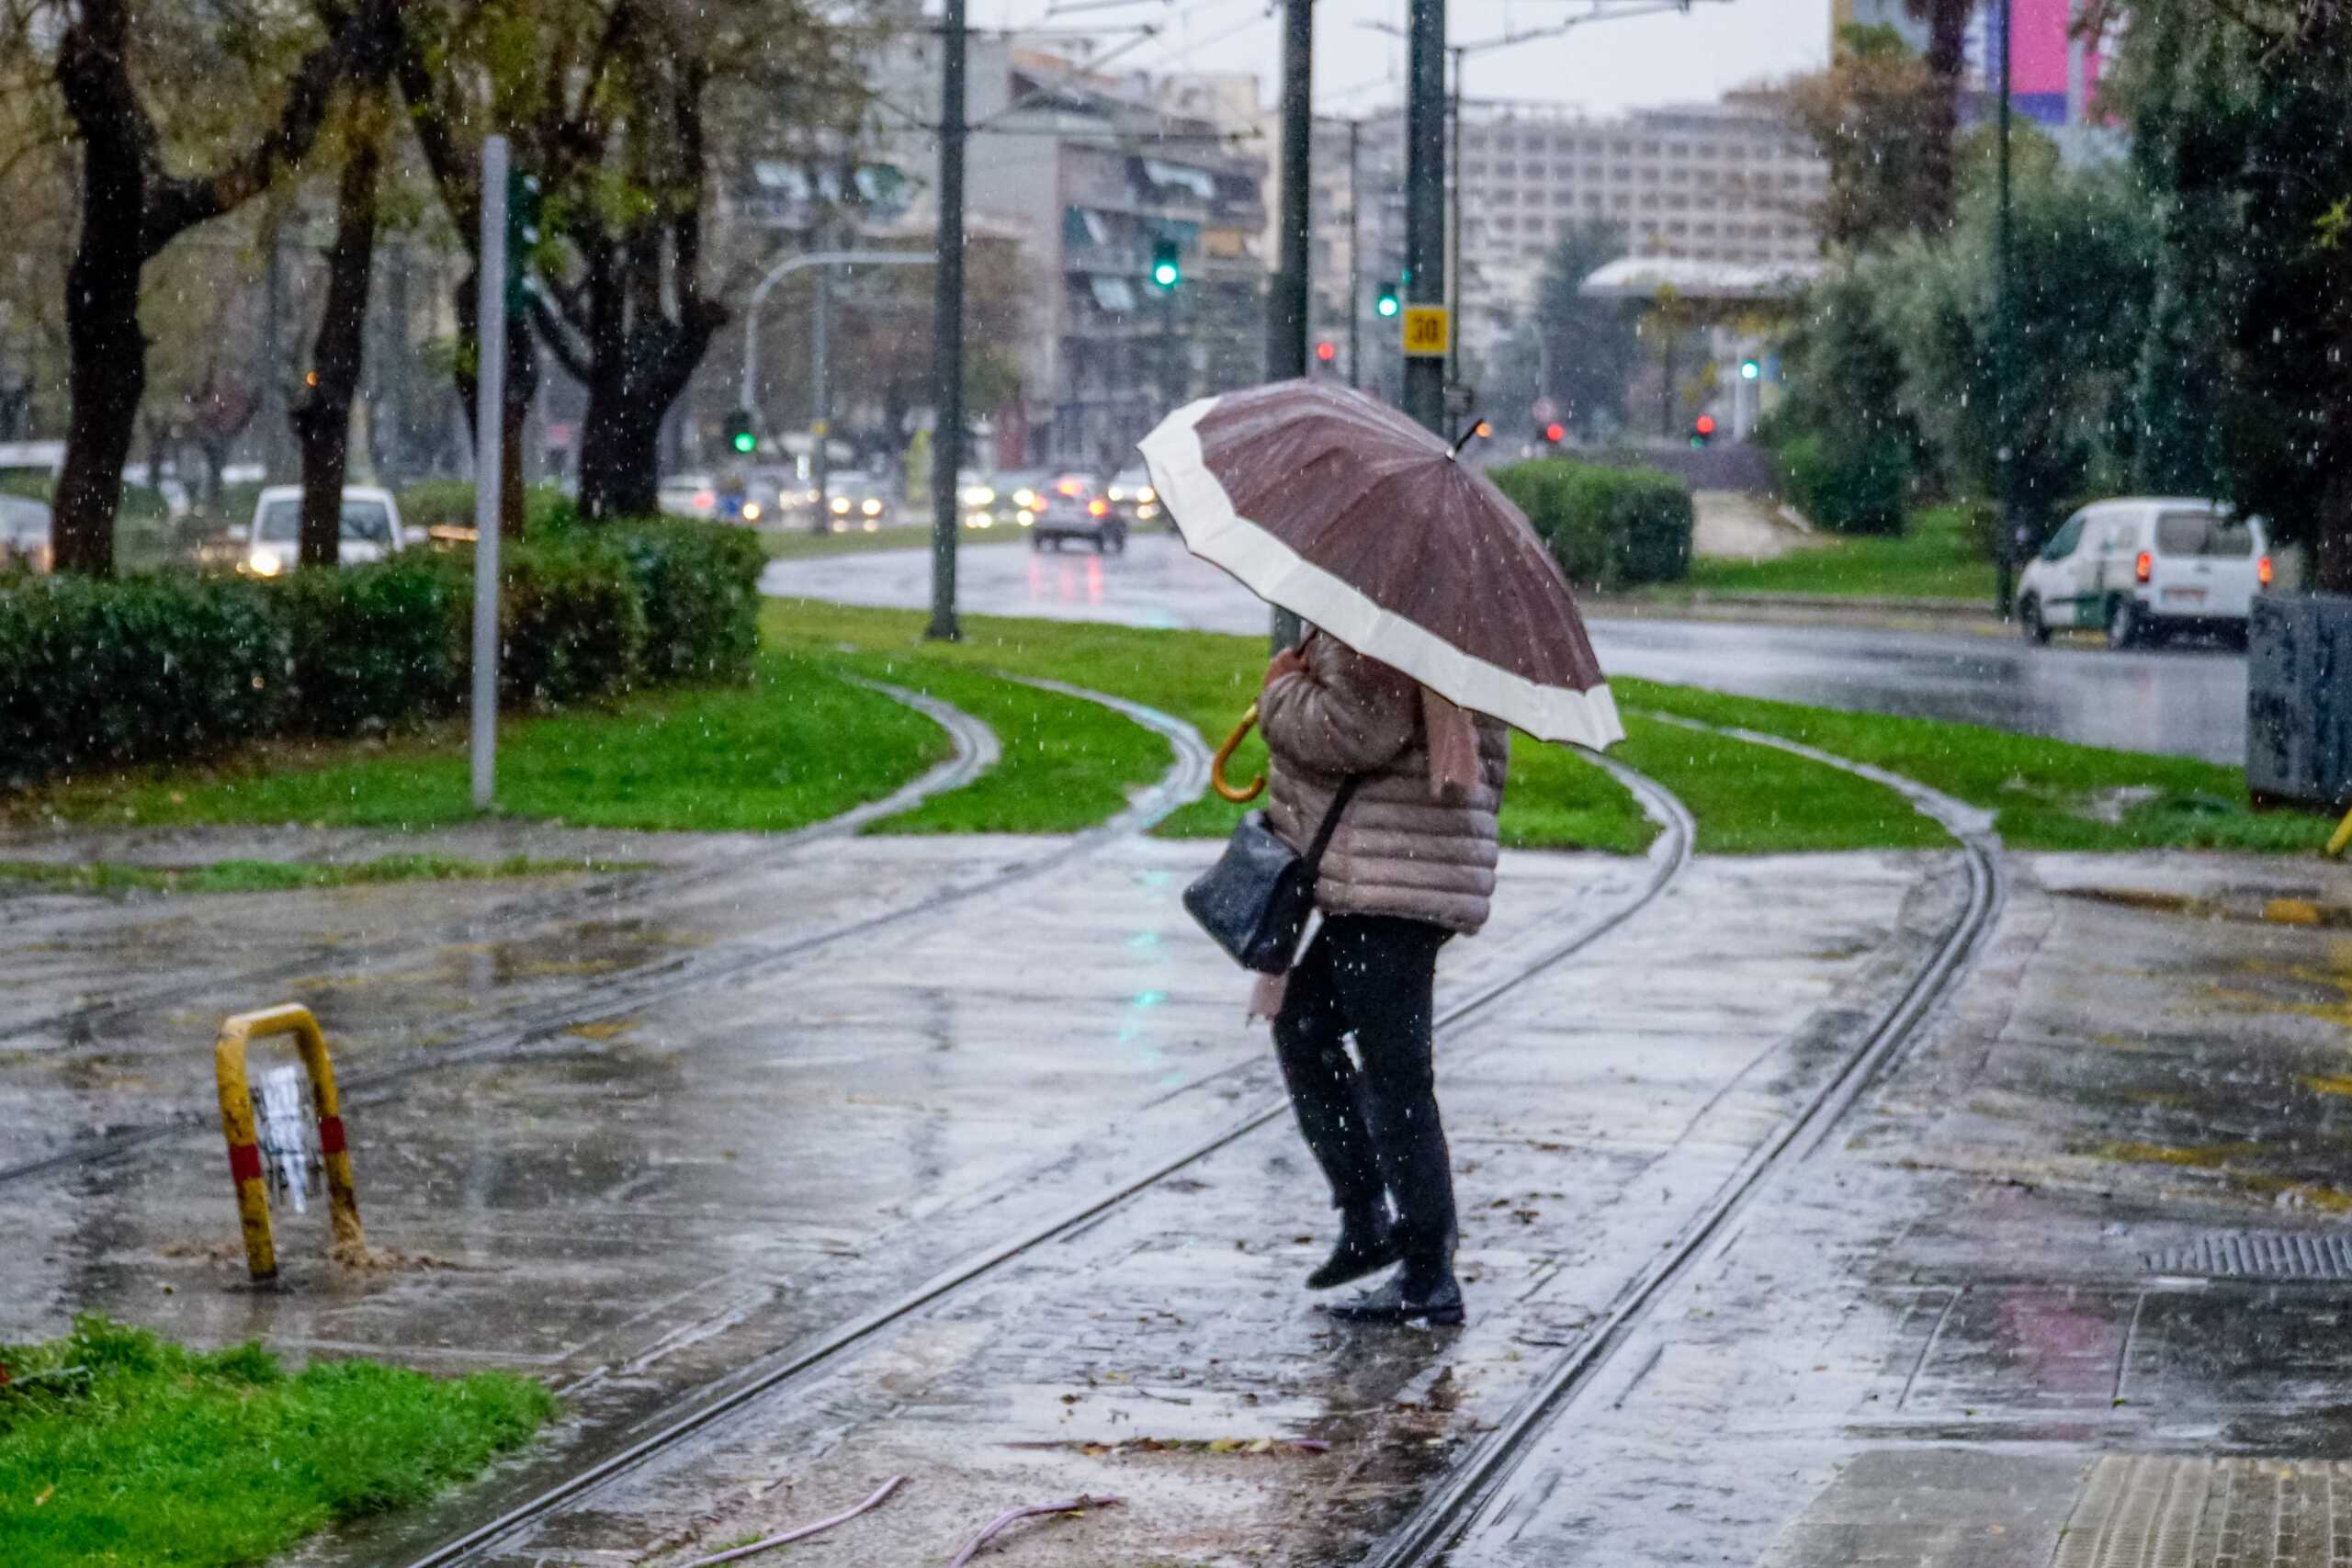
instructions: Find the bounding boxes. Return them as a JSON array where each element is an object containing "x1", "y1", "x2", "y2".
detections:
[
  {"x1": 0, "y1": 493, "x2": 52, "y2": 573},
  {"x1": 237, "y1": 485, "x2": 409, "y2": 576},
  {"x1": 658, "y1": 474, "x2": 719, "y2": 520},
  {"x1": 2018, "y1": 497, "x2": 2272, "y2": 649}
]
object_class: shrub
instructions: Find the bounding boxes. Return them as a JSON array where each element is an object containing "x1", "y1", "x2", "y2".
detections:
[
  {"x1": 1488, "y1": 459, "x2": 1694, "y2": 592},
  {"x1": 498, "y1": 534, "x2": 648, "y2": 708},
  {"x1": 1775, "y1": 430, "x2": 1910, "y2": 536},
  {"x1": 0, "y1": 572, "x2": 287, "y2": 785},
  {"x1": 610, "y1": 517, "x2": 765, "y2": 683},
  {"x1": 0, "y1": 515, "x2": 763, "y2": 788},
  {"x1": 280, "y1": 556, "x2": 470, "y2": 736},
  {"x1": 397, "y1": 481, "x2": 577, "y2": 536}
]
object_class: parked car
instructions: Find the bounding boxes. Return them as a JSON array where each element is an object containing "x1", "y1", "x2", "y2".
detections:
[
  {"x1": 0, "y1": 493, "x2": 52, "y2": 573},
  {"x1": 1104, "y1": 468, "x2": 1161, "y2": 526},
  {"x1": 2018, "y1": 497, "x2": 2272, "y2": 649},
  {"x1": 234, "y1": 486, "x2": 408, "y2": 576},
  {"x1": 1031, "y1": 474, "x2": 1125, "y2": 554},
  {"x1": 658, "y1": 474, "x2": 720, "y2": 520},
  {"x1": 957, "y1": 469, "x2": 1005, "y2": 530},
  {"x1": 823, "y1": 471, "x2": 896, "y2": 531}
]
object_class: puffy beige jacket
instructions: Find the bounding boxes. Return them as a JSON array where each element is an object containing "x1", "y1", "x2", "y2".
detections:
[{"x1": 1261, "y1": 634, "x2": 1510, "y2": 935}]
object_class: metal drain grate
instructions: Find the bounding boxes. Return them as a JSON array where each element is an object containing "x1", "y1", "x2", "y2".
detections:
[
  {"x1": 2056, "y1": 1456, "x2": 2352, "y2": 1568},
  {"x1": 2143, "y1": 1231, "x2": 2352, "y2": 1280}
]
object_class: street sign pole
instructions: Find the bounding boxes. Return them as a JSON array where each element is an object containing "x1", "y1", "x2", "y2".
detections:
[
  {"x1": 1347, "y1": 118, "x2": 1363, "y2": 392},
  {"x1": 470, "y1": 135, "x2": 509, "y2": 814},
  {"x1": 1993, "y1": 0, "x2": 2018, "y2": 621},
  {"x1": 1403, "y1": 0, "x2": 1447, "y2": 436},
  {"x1": 926, "y1": 0, "x2": 967, "y2": 642}
]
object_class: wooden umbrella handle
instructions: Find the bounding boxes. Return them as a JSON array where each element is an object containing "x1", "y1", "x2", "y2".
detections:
[{"x1": 1212, "y1": 704, "x2": 1266, "y2": 804}]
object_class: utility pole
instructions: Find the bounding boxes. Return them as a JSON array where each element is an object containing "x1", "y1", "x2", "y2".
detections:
[
  {"x1": 1347, "y1": 119, "x2": 1363, "y2": 391},
  {"x1": 813, "y1": 262, "x2": 831, "y2": 535},
  {"x1": 1269, "y1": 0, "x2": 1313, "y2": 650},
  {"x1": 927, "y1": 0, "x2": 967, "y2": 642},
  {"x1": 470, "y1": 137, "x2": 510, "y2": 814},
  {"x1": 1448, "y1": 44, "x2": 1464, "y2": 399},
  {"x1": 1993, "y1": 0, "x2": 2018, "y2": 620},
  {"x1": 1404, "y1": 0, "x2": 1447, "y2": 436}
]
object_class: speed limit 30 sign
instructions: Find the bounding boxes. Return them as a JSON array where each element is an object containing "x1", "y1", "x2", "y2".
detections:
[{"x1": 1401, "y1": 305, "x2": 1450, "y2": 358}]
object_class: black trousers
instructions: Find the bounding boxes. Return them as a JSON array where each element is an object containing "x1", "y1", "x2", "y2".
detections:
[{"x1": 1272, "y1": 914, "x2": 1457, "y2": 1276}]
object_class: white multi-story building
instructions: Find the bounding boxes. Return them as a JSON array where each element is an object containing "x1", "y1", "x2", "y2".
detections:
[{"x1": 1330, "y1": 96, "x2": 1826, "y2": 370}]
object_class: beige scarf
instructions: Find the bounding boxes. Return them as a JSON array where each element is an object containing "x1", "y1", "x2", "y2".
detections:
[{"x1": 1248, "y1": 683, "x2": 1482, "y2": 1021}]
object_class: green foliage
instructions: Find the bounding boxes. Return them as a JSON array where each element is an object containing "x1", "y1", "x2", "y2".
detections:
[
  {"x1": 0, "y1": 1316, "x2": 553, "y2": 1568},
  {"x1": 395, "y1": 480, "x2": 575, "y2": 535},
  {"x1": 1775, "y1": 430, "x2": 1910, "y2": 536},
  {"x1": 0, "y1": 572, "x2": 287, "y2": 784},
  {"x1": 612, "y1": 517, "x2": 765, "y2": 683},
  {"x1": 0, "y1": 519, "x2": 761, "y2": 787},
  {"x1": 1488, "y1": 459, "x2": 1693, "y2": 590},
  {"x1": 0, "y1": 853, "x2": 640, "y2": 894},
  {"x1": 1683, "y1": 503, "x2": 1996, "y2": 601}
]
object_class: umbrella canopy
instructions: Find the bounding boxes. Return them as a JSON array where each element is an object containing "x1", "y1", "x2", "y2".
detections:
[{"x1": 1138, "y1": 380, "x2": 1623, "y2": 750}]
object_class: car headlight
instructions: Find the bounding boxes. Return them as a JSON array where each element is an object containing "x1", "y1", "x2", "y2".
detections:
[
  {"x1": 962, "y1": 485, "x2": 995, "y2": 505},
  {"x1": 862, "y1": 499, "x2": 882, "y2": 516},
  {"x1": 1137, "y1": 485, "x2": 1156, "y2": 503},
  {"x1": 248, "y1": 547, "x2": 283, "y2": 577},
  {"x1": 741, "y1": 502, "x2": 762, "y2": 522},
  {"x1": 1014, "y1": 489, "x2": 1038, "y2": 509},
  {"x1": 1016, "y1": 509, "x2": 1035, "y2": 525},
  {"x1": 830, "y1": 496, "x2": 851, "y2": 513},
  {"x1": 862, "y1": 518, "x2": 878, "y2": 532},
  {"x1": 1108, "y1": 486, "x2": 1127, "y2": 502},
  {"x1": 1137, "y1": 503, "x2": 1159, "y2": 520}
]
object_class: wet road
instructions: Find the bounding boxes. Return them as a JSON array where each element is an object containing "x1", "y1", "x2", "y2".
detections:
[{"x1": 766, "y1": 536, "x2": 2250, "y2": 764}]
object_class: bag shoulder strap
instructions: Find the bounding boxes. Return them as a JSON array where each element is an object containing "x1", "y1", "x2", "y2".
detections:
[{"x1": 1301, "y1": 775, "x2": 1365, "y2": 878}]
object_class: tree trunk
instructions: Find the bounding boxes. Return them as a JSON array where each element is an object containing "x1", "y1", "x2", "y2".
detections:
[
  {"x1": 1920, "y1": 0, "x2": 1967, "y2": 232},
  {"x1": 577, "y1": 381, "x2": 662, "y2": 519},
  {"x1": 291, "y1": 100, "x2": 387, "y2": 569},
  {"x1": 52, "y1": 1, "x2": 147, "y2": 578}
]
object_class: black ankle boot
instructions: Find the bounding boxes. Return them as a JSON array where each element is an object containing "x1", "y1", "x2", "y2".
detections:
[
  {"x1": 1328, "y1": 1264, "x2": 1464, "y2": 1325},
  {"x1": 1306, "y1": 1211, "x2": 1399, "y2": 1291}
]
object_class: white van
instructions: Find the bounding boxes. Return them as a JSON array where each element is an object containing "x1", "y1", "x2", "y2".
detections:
[
  {"x1": 2018, "y1": 498, "x2": 2272, "y2": 649},
  {"x1": 237, "y1": 486, "x2": 410, "y2": 576}
]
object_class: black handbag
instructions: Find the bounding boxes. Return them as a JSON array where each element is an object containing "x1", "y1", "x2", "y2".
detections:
[{"x1": 1182, "y1": 777, "x2": 1365, "y2": 974}]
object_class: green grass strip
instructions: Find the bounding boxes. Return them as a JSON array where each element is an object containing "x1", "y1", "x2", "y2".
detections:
[
  {"x1": 1618, "y1": 678, "x2": 2324, "y2": 852},
  {"x1": 0, "y1": 853, "x2": 643, "y2": 897},
  {"x1": 1614, "y1": 715, "x2": 1953, "y2": 854},
  {"x1": 763, "y1": 525, "x2": 1032, "y2": 561},
  {"x1": 769, "y1": 600, "x2": 1658, "y2": 851},
  {"x1": 27, "y1": 650, "x2": 951, "y2": 836},
  {"x1": 1677, "y1": 504, "x2": 1997, "y2": 603},
  {"x1": 831, "y1": 655, "x2": 1173, "y2": 835},
  {"x1": 0, "y1": 1316, "x2": 553, "y2": 1568}
]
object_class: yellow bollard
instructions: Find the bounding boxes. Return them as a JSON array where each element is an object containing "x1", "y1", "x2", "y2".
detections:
[
  {"x1": 214, "y1": 1004, "x2": 365, "y2": 1280},
  {"x1": 2326, "y1": 802, "x2": 2352, "y2": 860}
]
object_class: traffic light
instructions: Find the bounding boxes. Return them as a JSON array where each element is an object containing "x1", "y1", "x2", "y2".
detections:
[
  {"x1": 1315, "y1": 340, "x2": 1337, "y2": 364},
  {"x1": 1150, "y1": 238, "x2": 1182, "y2": 290},
  {"x1": 1739, "y1": 356, "x2": 1761, "y2": 381},
  {"x1": 1375, "y1": 281, "x2": 1401, "y2": 320},
  {"x1": 505, "y1": 170, "x2": 543, "y2": 316},
  {"x1": 1543, "y1": 422, "x2": 1566, "y2": 446},
  {"x1": 1689, "y1": 413, "x2": 1716, "y2": 448},
  {"x1": 726, "y1": 408, "x2": 756, "y2": 456}
]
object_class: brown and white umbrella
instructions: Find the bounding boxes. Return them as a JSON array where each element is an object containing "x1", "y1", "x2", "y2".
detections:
[{"x1": 1138, "y1": 379, "x2": 1623, "y2": 751}]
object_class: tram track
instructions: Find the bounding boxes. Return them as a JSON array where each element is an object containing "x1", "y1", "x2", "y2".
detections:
[
  {"x1": 0, "y1": 676, "x2": 1198, "y2": 1189},
  {"x1": 1363, "y1": 717, "x2": 2005, "y2": 1568},
  {"x1": 374, "y1": 757, "x2": 1697, "y2": 1568}
]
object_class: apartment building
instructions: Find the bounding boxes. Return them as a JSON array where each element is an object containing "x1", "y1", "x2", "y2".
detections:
[
  {"x1": 1337, "y1": 96, "x2": 1825, "y2": 367},
  {"x1": 865, "y1": 36, "x2": 1269, "y2": 469}
]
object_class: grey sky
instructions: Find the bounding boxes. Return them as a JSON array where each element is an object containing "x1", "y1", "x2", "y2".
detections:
[{"x1": 966, "y1": 0, "x2": 1832, "y2": 118}]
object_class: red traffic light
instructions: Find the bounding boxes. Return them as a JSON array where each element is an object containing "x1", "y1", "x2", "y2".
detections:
[
  {"x1": 1314, "y1": 340, "x2": 1337, "y2": 363},
  {"x1": 1544, "y1": 422, "x2": 1566, "y2": 444},
  {"x1": 1693, "y1": 414, "x2": 1716, "y2": 437}
]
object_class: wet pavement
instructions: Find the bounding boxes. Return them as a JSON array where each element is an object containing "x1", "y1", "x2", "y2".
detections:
[{"x1": 765, "y1": 536, "x2": 2251, "y2": 762}]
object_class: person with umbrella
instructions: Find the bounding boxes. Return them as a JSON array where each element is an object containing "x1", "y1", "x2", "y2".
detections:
[{"x1": 1140, "y1": 381, "x2": 1623, "y2": 1328}]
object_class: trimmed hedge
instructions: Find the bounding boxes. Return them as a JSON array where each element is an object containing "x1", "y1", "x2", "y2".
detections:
[
  {"x1": 0, "y1": 518, "x2": 762, "y2": 787},
  {"x1": 396, "y1": 480, "x2": 578, "y2": 536},
  {"x1": 1773, "y1": 431, "x2": 1911, "y2": 536},
  {"x1": 1488, "y1": 459, "x2": 1694, "y2": 592}
]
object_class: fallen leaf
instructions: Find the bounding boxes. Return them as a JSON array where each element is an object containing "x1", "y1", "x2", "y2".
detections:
[{"x1": 35, "y1": 1484, "x2": 54, "y2": 1506}]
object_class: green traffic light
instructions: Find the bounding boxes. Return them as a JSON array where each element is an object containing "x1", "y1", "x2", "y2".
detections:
[
  {"x1": 1153, "y1": 261, "x2": 1179, "y2": 288},
  {"x1": 1740, "y1": 358, "x2": 1761, "y2": 381},
  {"x1": 732, "y1": 432, "x2": 755, "y2": 454},
  {"x1": 1376, "y1": 292, "x2": 1400, "y2": 319}
]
